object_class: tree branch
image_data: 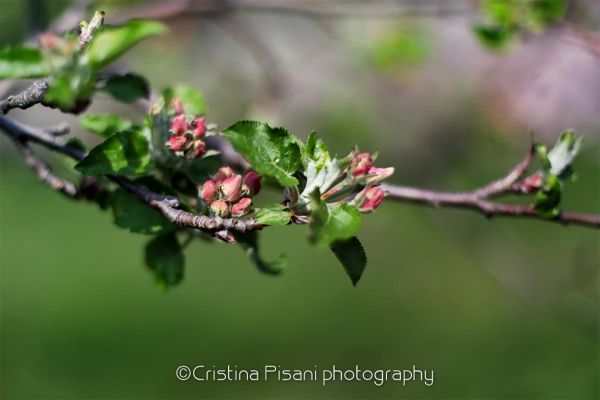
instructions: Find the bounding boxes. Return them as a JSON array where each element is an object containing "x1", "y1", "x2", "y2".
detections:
[
  {"x1": 380, "y1": 146, "x2": 600, "y2": 229},
  {"x1": 0, "y1": 114, "x2": 263, "y2": 235}
]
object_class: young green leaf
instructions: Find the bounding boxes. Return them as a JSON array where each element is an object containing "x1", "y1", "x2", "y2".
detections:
[
  {"x1": 144, "y1": 233, "x2": 184, "y2": 288},
  {"x1": 255, "y1": 204, "x2": 292, "y2": 226},
  {"x1": 234, "y1": 231, "x2": 286, "y2": 275},
  {"x1": 330, "y1": 237, "x2": 367, "y2": 286},
  {"x1": 102, "y1": 72, "x2": 150, "y2": 103},
  {"x1": 312, "y1": 204, "x2": 362, "y2": 247},
  {"x1": 0, "y1": 47, "x2": 49, "y2": 79},
  {"x1": 308, "y1": 189, "x2": 329, "y2": 244},
  {"x1": 87, "y1": 20, "x2": 167, "y2": 69},
  {"x1": 305, "y1": 131, "x2": 330, "y2": 169},
  {"x1": 110, "y1": 189, "x2": 173, "y2": 234},
  {"x1": 80, "y1": 114, "x2": 133, "y2": 137},
  {"x1": 223, "y1": 121, "x2": 302, "y2": 187},
  {"x1": 75, "y1": 128, "x2": 151, "y2": 175},
  {"x1": 163, "y1": 85, "x2": 205, "y2": 115},
  {"x1": 534, "y1": 174, "x2": 561, "y2": 217}
]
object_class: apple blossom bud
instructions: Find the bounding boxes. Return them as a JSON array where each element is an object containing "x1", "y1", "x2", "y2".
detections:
[
  {"x1": 351, "y1": 153, "x2": 372, "y2": 177},
  {"x1": 366, "y1": 166, "x2": 395, "y2": 184},
  {"x1": 191, "y1": 139, "x2": 206, "y2": 159},
  {"x1": 171, "y1": 114, "x2": 188, "y2": 134},
  {"x1": 172, "y1": 97, "x2": 184, "y2": 114},
  {"x1": 210, "y1": 200, "x2": 229, "y2": 217},
  {"x1": 243, "y1": 172, "x2": 261, "y2": 196},
  {"x1": 193, "y1": 117, "x2": 206, "y2": 138},
  {"x1": 231, "y1": 197, "x2": 252, "y2": 216},
  {"x1": 200, "y1": 179, "x2": 217, "y2": 202},
  {"x1": 221, "y1": 175, "x2": 243, "y2": 202},
  {"x1": 520, "y1": 172, "x2": 543, "y2": 193},
  {"x1": 359, "y1": 186, "x2": 385, "y2": 212},
  {"x1": 166, "y1": 134, "x2": 188, "y2": 152},
  {"x1": 213, "y1": 166, "x2": 235, "y2": 183}
]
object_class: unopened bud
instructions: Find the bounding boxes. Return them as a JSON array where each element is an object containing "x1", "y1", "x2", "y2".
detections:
[
  {"x1": 172, "y1": 97, "x2": 184, "y2": 114},
  {"x1": 359, "y1": 186, "x2": 386, "y2": 212},
  {"x1": 213, "y1": 166, "x2": 235, "y2": 183},
  {"x1": 193, "y1": 117, "x2": 206, "y2": 138},
  {"x1": 166, "y1": 134, "x2": 188, "y2": 152},
  {"x1": 366, "y1": 166, "x2": 394, "y2": 184},
  {"x1": 351, "y1": 153, "x2": 372, "y2": 177},
  {"x1": 231, "y1": 197, "x2": 252, "y2": 216},
  {"x1": 520, "y1": 172, "x2": 543, "y2": 193},
  {"x1": 243, "y1": 172, "x2": 261, "y2": 196},
  {"x1": 171, "y1": 114, "x2": 188, "y2": 135},
  {"x1": 191, "y1": 139, "x2": 206, "y2": 159},
  {"x1": 200, "y1": 179, "x2": 217, "y2": 202},
  {"x1": 221, "y1": 175, "x2": 243, "y2": 202},
  {"x1": 210, "y1": 200, "x2": 229, "y2": 217}
]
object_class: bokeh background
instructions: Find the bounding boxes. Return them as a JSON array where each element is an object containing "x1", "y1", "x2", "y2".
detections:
[{"x1": 1, "y1": 0, "x2": 599, "y2": 398}]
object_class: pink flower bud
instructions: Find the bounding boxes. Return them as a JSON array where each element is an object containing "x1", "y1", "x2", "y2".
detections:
[
  {"x1": 171, "y1": 114, "x2": 188, "y2": 135},
  {"x1": 243, "y1": 172, "x2": 261, "y2": 196},
  {"x1": 193, "y1": 117, "x2": 206, "y2": 138},
  {"x1": 200, "y1": 179, "x2": 217, "y2": 202},
  {"x1": 210, "y1": 200, "x2": 229, "y2": 217},
  {"x1": 191, "y1": 139, "x2": 206, "y2": 159},
  {"x1": 359, "y1": 186, "x2": 385, "y2": 212},
  {"x1": 231, "y1": 197, "x2": 252, "y2": 216},
  {"x1": 213, "y1": 167, "x2": 235, "y2": 183},
  {"x1": 351, "y1": 153, "x2": 372, "y2": 177},
  {"x1": 172, "y1": 97, "x2": 184, "y2": 114},
  {"x1": 520, "y1": 172, "x2": 543, "y2": 193},
  {"x1": 166, "y1": 134, "x2": 188, "y2": 152},
  {"x1": 220, "y1": 175, "x2": 243, "y2": 202},
  {"x1": 366, "y1": 166, "x2": 394, "y2": 184}
]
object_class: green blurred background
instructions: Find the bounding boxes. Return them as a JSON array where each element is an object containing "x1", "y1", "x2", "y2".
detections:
[{"x1": 1, "y1": 1, "x2": 599, "y2": 398}]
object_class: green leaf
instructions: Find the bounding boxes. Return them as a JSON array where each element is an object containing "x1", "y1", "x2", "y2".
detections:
[
  {"x1": 330, "y1": 237, "x2": 367, "y2": 286},
  {"x1": 144, "y1": 233, "x2": 184, "y2": 288},
  {"x1": 255, "y1": 204, "x2": 291, "y2": 226},
  {"x1": 547, "y1": 130, "x2": 582, "y2": 178},
  {"x1": 223, "y1": 121, "x2": 302, "y2": 187},
  {"x1": 87, "y1": 20, "x2": 167, "y2": 69},
  {"x1": 308, "y1": 189, "x2": 329, "y2": 244},
  {"x1": 305, "y1": 131, "x2": 330, "y2": 170},
  {"x1": 313, "y1": 204, "x2": 362, "y2": 247},
  {"x1": 0, "y1": 47, "x2": 49, "y2": 79},
  {"x1": 473, "y1": 25, "x2": 513, "y2": 50},
  {"x1": 110, "y1": 189, "x2": 173, "y2": 234},
  {"x1": 102, "y1": 72, "x2": 150, "y2": 103},
  {"x1": 534, "y1": 174, "x2": 561, "y2": 217},
  {"x1": 163, "y1": 85, "x2": 205, "y2": 115},
  {"x1": 234, "y1": 231, "x2": 286, "y2": 275},
  {"x1": 535, "y1": 143, "x2": 551, "y2": 171},
  {"x1": 75, "y1": 128, "x2": 151, "y2": 175},
  {"x1": 80, "y1": 114, "x2": 133, "y2": 137}
]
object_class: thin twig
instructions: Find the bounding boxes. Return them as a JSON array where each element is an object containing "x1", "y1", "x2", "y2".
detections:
[
  {"x1": 380, "y1": 145, "x2": 600, "y2": 229},
  {"x1": 0, "y1": 114, "x2": 262, "y2": 234}
]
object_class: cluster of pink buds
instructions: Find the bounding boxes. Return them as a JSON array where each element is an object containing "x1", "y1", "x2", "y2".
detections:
[
  {"x1": 349, "y1": 152, "x2": 394, "y2": 213},
  {"x1": 165, "y1": 98, "x2": 212, "y2": 159},
  {"x1": 199, "y1": 167, "x2": 261, "y2": 218}
]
